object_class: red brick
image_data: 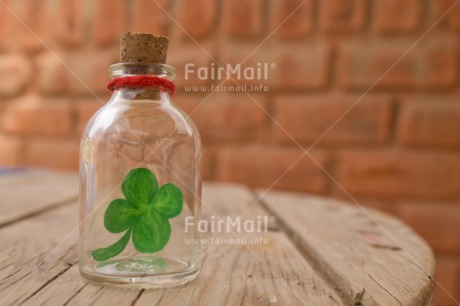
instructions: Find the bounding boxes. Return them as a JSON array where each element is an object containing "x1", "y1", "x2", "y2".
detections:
[
  {"x1": 92, "y1": 0, "x2": 128, "y2": 47},
  {"x1": 433, "y1": 0, "x2": 460, "y2": 32},
  {"x1": 168, "y1": 44, "x2": 213, "y2": 88},
  {"x1": 0, "y1": 135, "x2": 22, "y2": 166},
  {"x1": 273, "y1": 45, "x2": 330, "y2": 90},
  {"x1": 176, "y1": 0, "x2": 214, "y2": 40},
  {"x1": 396, "y1": 203, "x2": 460, "y2": 254},
  {"x1": 340, "y1": 38, "x2": 458, "y2": 90},
  {"x1": 270, "y1": 0, "x2": 313, "y2": 39},
  {"x1": 75, "y1": 100, "x2": 104, "y2": 137},
  {"x1": 435, "y1": 257, "x2": 460, "y2": 306},
  {"x1": 0, "y1": 0, "x2": 14, "y2": 50},
  {"x1": 3, "y1": 96, "x2": 71, "y2": 137},
  {"x1": 132, "y1": 0, "x2": 170, "y2": 35},
  {"x1": 319, "y1": 0, "x2": 367, "y2": 33},
  {"x1": 399, "y1": 101, "x2": 460, "y2": 148},
  {"x1": 177, "y1": 93, "x2": 268, "y2": 143},
  {"x1": 217, "y1": 146, "x2": 328, "y2": 193},
  {"x1": 335, "y1": 150, "x2": 460, "y2": 199},
  {"x1": 36, "y1": 51, "x2": 118, "y2": 95},
  {"x1": 219, "y1": 44, "x2": 274, "y2": 88},
  {"x1": 25, "y1": 139, "x2": 79, "y2": 170},
  {"x1": 424, "y1": 39, "x2": 458, "y2": 89},
  {"x1": 274, "y1": 95, "x2": 392, "y2": 145},
  {"x1": 201, "y1": 146, "x2": 215, "y2": 181},
  {"x1": 0, "y1": 55, "x2": 31, "y2": 97},
  {"x1": 374, "y1": 0, "x2": 421, "y2": 34},
  {"x1": 55, "y1": 0, "x2": 86, "y2": 48},
  {"x1": 223, "y1": 0, "x2": 263, "y2": 38},
  {"x1": 0, "y1": 0, "x2": 49, "y2": 51}
]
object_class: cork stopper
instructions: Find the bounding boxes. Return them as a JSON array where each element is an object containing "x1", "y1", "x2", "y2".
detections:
[{"x1": 120, "y1": 32, "x2": 169, "y2": 64}]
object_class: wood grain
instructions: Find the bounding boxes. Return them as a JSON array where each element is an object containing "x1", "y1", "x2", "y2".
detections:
[
  {"x1": 0, "y1": 172, "x2": 435, "y2": 305},
  {"x1": 26, "y1": 231, "x2": 343, "y2": 306},
  {"x1": 0, "y1": 205, "x2": 78, "y2": 305},
  {"x1": 0, "y1": 174, "x2": 342, "y2": 305},
  {"x1": 135, "y1": 232, "x2": 342, "y2": 306},
  {"x1": 201, "y1": 182, "x2": 278, "y2": 230},
  {"x1": 257, "y1": 190, "x2": 435, "y2": 306},
  {"x1": 0, "y1": 170, "x2": 78, "y2": 227}
]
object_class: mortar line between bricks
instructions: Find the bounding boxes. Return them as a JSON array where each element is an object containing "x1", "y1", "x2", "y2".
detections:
[
  {"x1": 265, "y1": 95, "x2": 275, "y2": 143},
  {"x1": 165, "y1": 0, "x2": 176, "y2": 36},
  {"x1": 310, "y1": 0, "x2": 319, "y2": 35},
  {"x1": 150, "y1": 0, "x2": 219, "y2": 65},
  {"x1": 124, "y1": 0, "x2": 134, "y2": 31},
  {"x1": 240, "y1": 0, "x2": 307, "y2": 65},
  {"x1": 390, "y1": 97, "x2": 400, "y2": 148}
]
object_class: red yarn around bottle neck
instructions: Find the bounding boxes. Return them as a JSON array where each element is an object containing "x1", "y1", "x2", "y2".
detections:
[{"x1": 107, "y1": 76, "x2": 175, "y2": 95}]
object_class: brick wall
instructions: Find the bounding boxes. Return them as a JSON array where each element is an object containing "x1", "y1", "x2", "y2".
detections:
[{"x1": 0, "y1": 0, "x2": 459, "y2": 304}]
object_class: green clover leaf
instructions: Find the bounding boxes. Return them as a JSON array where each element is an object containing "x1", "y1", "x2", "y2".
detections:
[
  {"x1": 91, "y1": 168, "x2": 183, "y2": 261},
  {"x1": 132, "y1": 209, "x2": 171, "y2": 253}
]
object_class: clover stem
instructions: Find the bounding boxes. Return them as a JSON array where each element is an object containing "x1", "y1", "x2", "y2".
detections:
[{"x1": 91, "y1": 228, "x2": 132, "y2": 261}]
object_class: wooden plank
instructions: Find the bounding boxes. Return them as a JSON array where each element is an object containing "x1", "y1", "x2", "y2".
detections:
[
  {"x1": 257, "y1": 190, "x2": 435, "y2": 306},
  {"x1": 201, "y1": 182, "x2": 279, "y2": 230},
  {"x1": 12, "y1": 181, "x2": 343, "y2": 305},
  {"x1": 0, "y1": 170, "x2": 79, "y2": 227},
  {"x1": 22, "y1": 265, "x2": 142, "y2": 306},
  {"x1": 133, "y1": 183, "x2": 342, "y2": 305},
  {"x1": 0, "y1": 204, "x2": 78, "y2": 305},
  {"x1": 135, "y1": 232, "x2": 342, "y2": 306},
  {"x1": 38, "y1": 232, "x2": 342, "y2": 306}
]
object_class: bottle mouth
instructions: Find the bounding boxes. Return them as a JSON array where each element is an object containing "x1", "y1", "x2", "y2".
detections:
[{"x1": 109, "y1": 63, "x2": 176, "y2": 81}]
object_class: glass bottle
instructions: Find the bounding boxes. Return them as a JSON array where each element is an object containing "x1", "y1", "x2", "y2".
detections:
[{"x1": 79, "y1": 62, "x2": 202, "y2": 288}]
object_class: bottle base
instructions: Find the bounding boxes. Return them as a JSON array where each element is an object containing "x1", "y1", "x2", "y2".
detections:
[{"x1": 80, "y1": 256, "x2": 200, "y2": 289}]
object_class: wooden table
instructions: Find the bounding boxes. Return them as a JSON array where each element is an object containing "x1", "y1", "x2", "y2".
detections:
[{"x1": 0, "y1": 170, "x2": 435, "y2": 305}]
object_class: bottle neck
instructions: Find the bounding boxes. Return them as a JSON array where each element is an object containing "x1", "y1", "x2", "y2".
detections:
[
  {"x1": 108, "y1": 63, "x2": 176, "y2": 102},
  {"x1": 114, "y1": 87, "x2": 171, "y2": 102}
]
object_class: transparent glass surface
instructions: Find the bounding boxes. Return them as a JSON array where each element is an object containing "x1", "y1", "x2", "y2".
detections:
[{"x1": 79, "y1": 63, "x2": 201, "y2": 288}]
